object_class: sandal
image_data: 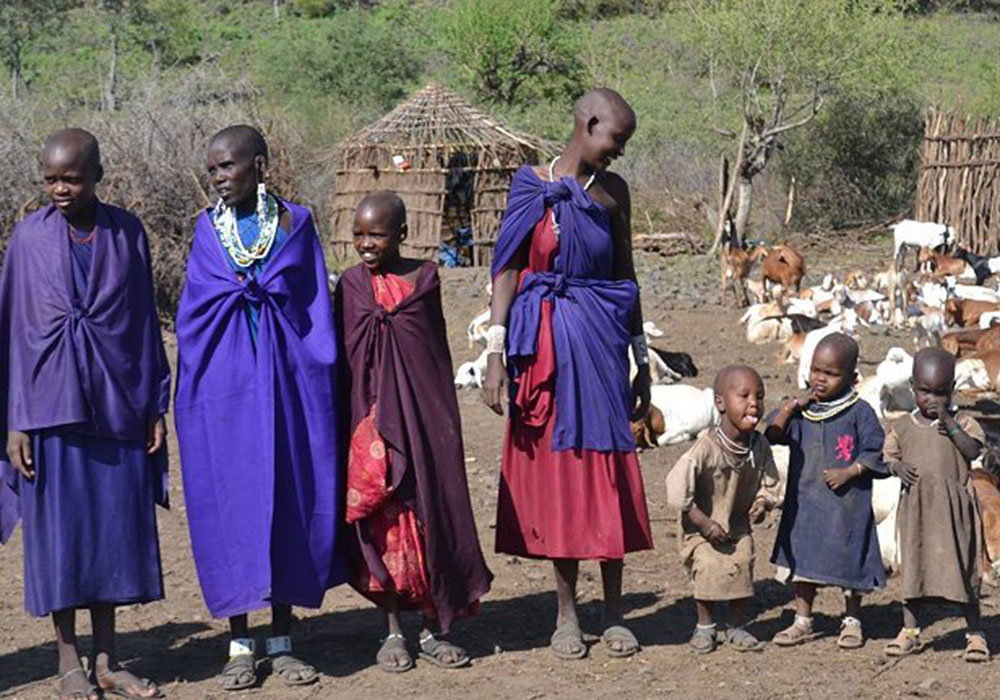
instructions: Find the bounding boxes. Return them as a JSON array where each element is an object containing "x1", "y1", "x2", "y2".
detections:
[
  {"x1": 266, "y1": 636, "x2": 318, "y2": 687},
  {"x1": 964, "y1": 632, "x2": 991, "y2": 663},
  {"x1": 726, "y1": 626, "x2": 764, "y2": 652},
  {"x1": 94, "y1": 669, "x2": 164, "y2": 699},
  {"x1": 550, "y1": 622, "x2": 587, "y2": 660},
  {"x1": 689, "y1": 625, "x2": 718, "y2": 655},
  {"x1": 773, "y1": 616, "x2": 816, "y2": 647},
  {"x1": 219, "y1": 638, "x2": 256, "y2": 691},
  {"x1": 419, "y1": 632, "x2": 470, "y2": 669},
  {"x1": 884, "y1": 628, "x2": 923, "y2": 657},
  {"x1": 58, "y1": 668, "x2": 100, "y2": 700},
  {"x1": 377, "y1": 634, "x2": 414, "y2": 673},
  {"x1": 837, "y1": 616, "x2": 864, "y2": 650},
  {"x1": 601, "y1": 624, "x2": 640, "y2": 658}
]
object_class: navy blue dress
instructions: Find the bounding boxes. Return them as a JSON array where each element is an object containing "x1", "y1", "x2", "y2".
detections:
[{"x1": 769, "y1": 399, "x2": 888, "y2": 591}]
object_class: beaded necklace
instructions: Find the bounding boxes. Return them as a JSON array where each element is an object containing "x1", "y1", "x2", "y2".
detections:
[
  {"x1": 547, "y1": 156, "x2": 596, "y2": 239},
  {"x1": 213, "y1": 189, "x2": 279, "y2": 268},
  {"x1": 715, "y1": 426, "x2": 755, "y2": 470}
]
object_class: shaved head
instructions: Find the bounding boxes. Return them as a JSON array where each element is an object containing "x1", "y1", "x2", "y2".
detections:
[
  {"x1": 573, "y1": 88, "x2": 636, "y2": 131},
  {"x1": 208, "y1": 124, "x2": 268, "y2": 163},
  {"x1": 355, "y1": 190, "x2": 406, "y2": 234},
  {"x1": 815, "y1": 332, "x2": 859, "y2": 374},
  {"x1": 913, "y1": 347, "x2": 955, "y2": 387},
  {"x1": 714, "y1": 364, "x2": 763, "y2": 395},
  {"x1": 42, "y1": 128, "x2": 101, "y2": 175}
]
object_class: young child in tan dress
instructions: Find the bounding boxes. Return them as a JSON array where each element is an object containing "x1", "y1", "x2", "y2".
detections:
[
  {"x1": 666, "y1": 365, "x2": 782, "y2": 654},
  {"x1": 883, "y1": 348, "x2": 990, "y2": 662}
]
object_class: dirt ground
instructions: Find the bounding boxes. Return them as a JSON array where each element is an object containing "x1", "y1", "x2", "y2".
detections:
[{"x1": 2, "y1": 240, "x2": 1000, "y2": 699}]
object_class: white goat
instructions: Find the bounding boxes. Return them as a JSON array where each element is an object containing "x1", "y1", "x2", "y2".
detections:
[
  {"x1": 454, "y1": 349, "x2": 489, "y2": 389},
  {"x1": 857, "y1": 347, "x2": 916, "y2": 419},
  {"x1": 647, "y1": 385, "x2": 719, "y2": 446},
  {"x1": 795, "y1": 310, "x2": 863, "y2": 389},
  {"x1": 891, "y1": 219, "x2": 954, "y2": 268}
]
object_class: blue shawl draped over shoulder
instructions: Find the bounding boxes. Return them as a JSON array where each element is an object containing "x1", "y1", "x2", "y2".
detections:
[
  {"x1": 174, "y1": 201, "x2": 344, "y2": 618},
  {"x1": 493, "y1": 165, "x2": 637, "y2": 452}
]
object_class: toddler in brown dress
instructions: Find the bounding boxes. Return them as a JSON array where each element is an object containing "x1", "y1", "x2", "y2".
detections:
[{"x1": 883, "y1": 348, "x2": 990, "y2": 662}]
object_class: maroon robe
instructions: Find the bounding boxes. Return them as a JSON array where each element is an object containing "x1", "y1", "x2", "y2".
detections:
[{"x1": 335, "y1": 262, "x2": 492, "y2": 632}]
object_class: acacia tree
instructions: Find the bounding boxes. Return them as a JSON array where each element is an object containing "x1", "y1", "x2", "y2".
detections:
[
  {"x1": 684, "y1": 0, "x2": 907, "y2": 252},
  {"x1": 437, "y1": 0, "x2": 580, "y2": 106}
]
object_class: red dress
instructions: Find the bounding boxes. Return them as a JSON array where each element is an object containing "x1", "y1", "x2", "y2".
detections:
[
  {"x1": 495, "y1": 212, "x2": 654, "y2": 560},
  {"x1": 346, "y1": 272, "x2": 434, "y2": 615}
]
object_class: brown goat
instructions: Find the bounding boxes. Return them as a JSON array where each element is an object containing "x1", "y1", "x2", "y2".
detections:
[
  {"x1": 918, "y1": 246, "x2": 970, "y2": 279},
  {"x1": 760, "y1": 243, "x2": 805, "y2": 298},
  {"x1": 721, "y1": 244, "x2": 766, "y2": 307},
  {"x1": 944, "y1": 298, "x2": 1000, "y2": 328}
]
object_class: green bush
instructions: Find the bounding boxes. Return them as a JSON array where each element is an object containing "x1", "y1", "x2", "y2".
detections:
[{"x1": 779, "y1": 91, "x2": 924, "y2": 227}]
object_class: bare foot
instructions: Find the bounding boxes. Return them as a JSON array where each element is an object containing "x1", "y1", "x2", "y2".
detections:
[{"x1": 58, "y1": 668, "x2": 99, "y2": 700}]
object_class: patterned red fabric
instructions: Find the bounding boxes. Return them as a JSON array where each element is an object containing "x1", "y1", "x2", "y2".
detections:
[
  {"x1": 495, "y1": 210, "x2": 654, "y2": 560},
  {"x1": 347, "y1": 272, "x2": 433, "y2": 612}
]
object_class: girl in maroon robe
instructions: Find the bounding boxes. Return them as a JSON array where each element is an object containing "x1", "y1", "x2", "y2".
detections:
[{"x1": 335, "y1": 191, "x2": 492, "y2": 673}]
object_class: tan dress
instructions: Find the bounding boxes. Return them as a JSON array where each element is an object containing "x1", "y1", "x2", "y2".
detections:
[
  {"x1": 666, "y1": 430, "x2": 782, "y2": 600},
  {"x1": 883, "y1": 412, "x2": 985, "y2": 603}
]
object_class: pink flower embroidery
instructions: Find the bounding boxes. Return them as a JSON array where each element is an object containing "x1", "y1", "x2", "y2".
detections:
[{"x1": 835, "y1": 434, "x2": 855, "y2": 462}]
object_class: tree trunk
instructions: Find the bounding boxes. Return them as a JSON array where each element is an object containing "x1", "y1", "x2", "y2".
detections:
[
  {"x1": 273, "y1": 0, "x2": 281, "y2": 19},
  {"x1": 10, "y1": 60, "x2": 20, "y2": 100},
  {"x1": 104, "y1": 27, "x2": 118, "y2": 112},
  {"x1": 734, "y1": 175, "x2": 754, "y2": 245}
]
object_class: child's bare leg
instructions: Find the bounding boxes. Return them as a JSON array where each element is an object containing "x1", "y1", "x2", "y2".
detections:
[
  {"x1": 695, "y1": 600, "x2": 715, "y2": 626},
  {"x1": 53, "y1": 608, "x2": 97, "y2": 700},
  {"x1": 794, "y1": 582, "x2": 817, "y2": 617},
  {"x1": 376, "y1": 595, "x2": 412, "y2": 672},
  {"x1": 268, "y1": 604, "x2": 318, "y2": 685},
  {"x1": 964, "y1": 601, "x2": 981, "y2": 631},
  {"x1": 727, "y1": 598, "x2": 749, "y2": 628},
  {"x1": 902, "y1": 599, "x2": 920, "y2": 630},
  {"x1": 600, "y1": 560, "x2": 638, "y2": 656},
  {"x1": 550, "y1": 559, "x2": 585, "y2": 658},
  {"x1": 844, "y1": 592, "x2": 862, "y2": 620},
  {"x1": 91, "y1": 604, "x2": 159, "y2": 698}
]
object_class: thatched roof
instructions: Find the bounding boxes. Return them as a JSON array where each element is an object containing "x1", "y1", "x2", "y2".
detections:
[{"x1": 340, "y1": 83, "x2": 540, "y2": 157}]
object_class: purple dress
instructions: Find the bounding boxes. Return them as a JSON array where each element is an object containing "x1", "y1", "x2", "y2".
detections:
[
  {"x1": 174, "y1": 201, "x2": 345, "y2": 619},
  {"x1": 0, "y1": 203, "x2": 170, "y2": 617}
]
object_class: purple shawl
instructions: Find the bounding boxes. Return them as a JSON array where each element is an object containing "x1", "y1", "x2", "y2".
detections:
[
  {"x1": 0, "y1": 203, "x2": 171, "y2": 542},
  {"x1": 493, "y1": 166, "x2": 637, "y2": 452},
  {"x1": 335, "y1": 263, "x2": 492, "y2": 633},
  {"x1": 174, "y1": 201, "x2": 344, "y2": 618}
]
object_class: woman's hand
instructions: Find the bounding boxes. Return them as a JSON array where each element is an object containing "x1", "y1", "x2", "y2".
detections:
[
  {"x1": 147, "y1": 416, "x2": 167, "y2": 454},
  {"x1": 631, "y1": 367, "x2": 651, "y2": 421},
  {"x1": 6, "y1": 430, "x2": 33, "y2": 479},
  {"x1": 481, "y1": 354, "x2": 508, "y2": 416}
]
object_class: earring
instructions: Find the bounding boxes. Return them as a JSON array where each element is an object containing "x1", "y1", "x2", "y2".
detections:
[{"x1": 256, "y1": 181, "x2": 268, "y2": 220}]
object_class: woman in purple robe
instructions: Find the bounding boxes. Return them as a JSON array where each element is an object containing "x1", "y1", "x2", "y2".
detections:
[
  {"x1": 482, "y1": 90, "x2": 654, "y2": 660},
  {"x1": 0, "y1": 129, "x2": 169, "y2": 700},
  {"x1": 174, "y1": 126, "x2": 344, "y2": 691}
]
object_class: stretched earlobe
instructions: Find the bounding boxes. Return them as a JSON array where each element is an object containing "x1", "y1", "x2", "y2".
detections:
[
  {"x1": 399, "y1": 223, "x2": 408, "y2": 243},
  {"x1": 94, "y1": 164, "x2": 104, "y2": 184},
  {"x1": 587, "y1": 116, "x2": 599, "y2": 134}
]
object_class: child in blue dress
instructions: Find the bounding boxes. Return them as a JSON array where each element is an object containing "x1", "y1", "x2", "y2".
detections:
[{"x1": 765, "y1": 332, "x2": 887, "y2": 650}]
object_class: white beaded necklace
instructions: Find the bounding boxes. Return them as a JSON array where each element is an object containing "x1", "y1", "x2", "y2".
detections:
[
  {"x1": 213, "y1": 189, "x2": 279, "y2": 268},
  {"x1": 547, "y1": 156, "x2": 596, "y2": 239},
  {"x1": 715, "y1": 426, "x2": 754, "y2": 469}
]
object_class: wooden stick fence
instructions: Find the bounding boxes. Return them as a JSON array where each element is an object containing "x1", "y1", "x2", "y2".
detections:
[{"x1": 917, "y1": 109, "x2": 1000, "y2": 255}]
